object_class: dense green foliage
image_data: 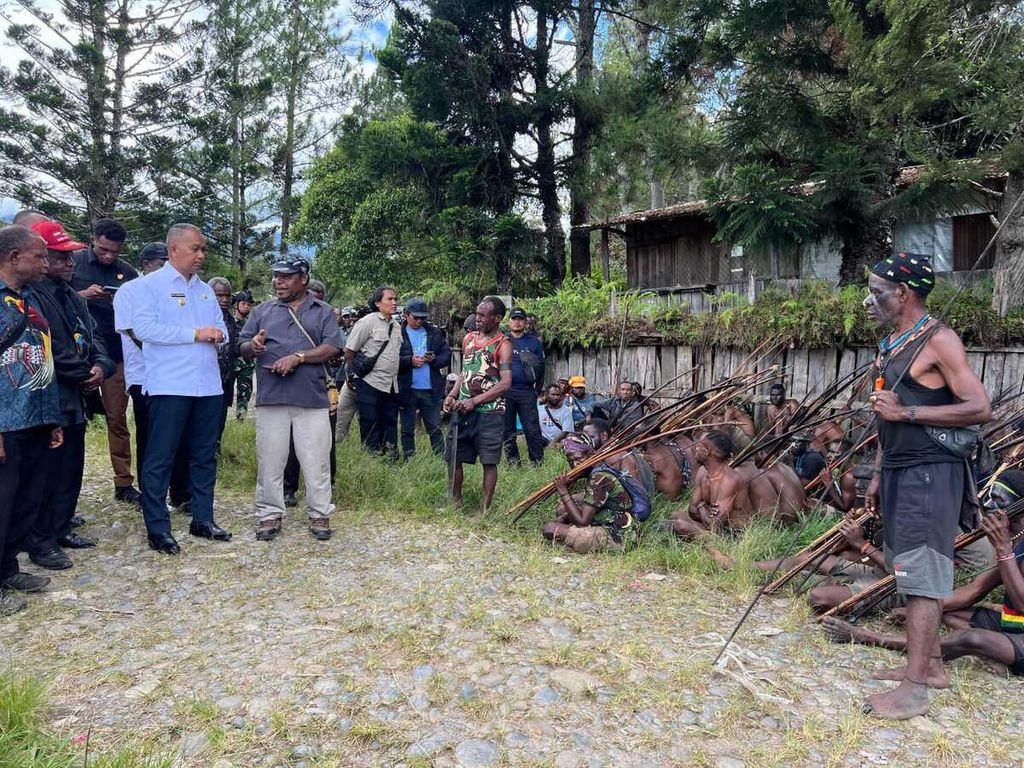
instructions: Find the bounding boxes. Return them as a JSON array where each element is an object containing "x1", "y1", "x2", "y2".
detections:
[{"x1": 519, "y1": 276, "x2": 1024, "y2": 350}]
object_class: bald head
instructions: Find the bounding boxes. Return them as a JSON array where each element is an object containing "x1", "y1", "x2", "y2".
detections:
[
  {"x1": 165, "y1": 223, "x2": 207, "y2": 277},
  {"x1": 0, "y1": 225, "x2": 47, "y2": 288},
  {"x1": 12, "y1": 209, "x2": 48, "y2": 228}
]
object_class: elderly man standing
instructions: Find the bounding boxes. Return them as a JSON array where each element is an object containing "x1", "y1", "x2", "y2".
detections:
[
  {"x1": 208, "y1": 276, "x2": 239, "y2": 446},
  {"x1": 131, "y1": 224, "x2": 231, "y2": 555},
  {"x1": 861, "y1": 252, "x2": 991, "y2": 719},
  {"x1": 240, "y1": 257, "x2": 342, "y2": 541},
  {"x1": 25, "y1": 222, "x2": 114, "y2": 569},
  {"x1": 0, "y1": 225, "x2": 62, "y2": 615},
  {"x1": 71, "y1": 218, "x2": 140, "y2": 504},
  {"x1": 346, "y1": 286, "x2": 401, "y2": 457}
]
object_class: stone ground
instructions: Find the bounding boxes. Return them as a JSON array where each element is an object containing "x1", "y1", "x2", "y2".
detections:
[{"x1": 2, "y1": 455, "x2": 1023, "y2": 767}]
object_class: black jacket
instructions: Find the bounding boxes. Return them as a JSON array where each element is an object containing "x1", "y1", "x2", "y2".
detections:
[
  {"x1": 397, "y1": 321, "x2": 452, "y2": 402},
  {"x1": 35, "y1": 278, "x2": 115, "y2": 426}
]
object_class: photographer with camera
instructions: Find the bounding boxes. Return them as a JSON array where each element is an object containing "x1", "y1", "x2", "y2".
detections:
[{"x1": 397, "y1": 298, "x2": 451, "y2": 460}]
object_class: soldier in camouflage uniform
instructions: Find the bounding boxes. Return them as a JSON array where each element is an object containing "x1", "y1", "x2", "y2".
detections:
[{"x1": 232, "y1": 290, "x2": 255, "y2": 419}]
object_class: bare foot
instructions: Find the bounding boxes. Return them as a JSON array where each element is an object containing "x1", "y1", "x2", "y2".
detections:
[
  {"x1": 862, "y1": 681, "x2": 931, "y2": 720},
  {"x1": 821, "y1": 617, "x2": 866, "y2": 644},
  {"x1": 710, "y1": 548, "x2": 734, "y2": 570},
  {"x1": 871, "y1": 665, "x2": 950, "y2": 689}
]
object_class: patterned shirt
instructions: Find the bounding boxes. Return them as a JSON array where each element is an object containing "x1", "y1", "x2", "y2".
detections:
[
  {"x1": 0, "y1": 280, "x2": 59, "y2": 432},
  {"x1": 458, "y1": 331, "x2": 510, "y2": 413},
  {"x1": 582, "y1": 464, "x2": 641, "y2": 549}
]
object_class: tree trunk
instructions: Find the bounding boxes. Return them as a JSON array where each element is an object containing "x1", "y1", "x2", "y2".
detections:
[
  {"x1": 230, "y1": 6, "x2": 242, "y2": 268},
  {"x1": 533, "y1": 2, "x2": 566, "y2": 287},
  {"x1": 84, "y1": 0, "x2": 109, "y2": 222},
  {"x1": 568, "y1": 0, "x2": 596, "y2": 278},
  {"x1": 838, "y1": 218, "x2": 891, "y2": 285},
  {"x1": 993, "y1": 170, "x2": 1024, "y2": 316}
]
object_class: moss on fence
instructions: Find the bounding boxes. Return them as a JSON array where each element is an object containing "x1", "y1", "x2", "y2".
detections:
[{"x1": 520, "y1": 276, "x2": 1024, "y2": 351}]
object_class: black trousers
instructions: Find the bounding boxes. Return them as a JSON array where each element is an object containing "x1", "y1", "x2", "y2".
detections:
[
  {"x1": 503, "y1": 386, "x2": 545, "y2": 464},
  {"x1": 283, "y1": 412, "x2": 337, "y2": 497},
  {"x1": 27, "y1": 421, "x2": 87, "y2": 553},
  {"x1": 355, "y1": 379, "x2": 399, "y2": 458},
  {"x1": 129, "y1": 385, "x2": 149, "y2": 490},
  {"x1": 0, "y1": 426, "x2": 51, "y2": 580},
  {"x1": 141, "y1": 395, "x2": 221, "y2": 536},
  {"x1": 400, "y1": 389, "x2": 444, "y2": 459},
  {"x1": 131, "y1": 385, "x2": 190, "y2": 506}
]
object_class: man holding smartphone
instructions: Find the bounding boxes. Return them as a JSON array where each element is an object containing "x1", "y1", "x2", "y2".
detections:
[
  {"x1": 71, "y1": 218, "x2": 140, "y2": 504},
  {"x1": 397, "y1": 298, "x2": 451, "y2": 459}
]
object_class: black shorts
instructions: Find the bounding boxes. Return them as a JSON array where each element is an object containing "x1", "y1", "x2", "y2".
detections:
[
  {"x1": 446, "y1": 410, "x2": 504, "y2": 466},
  {"x1": 881, "y1": 462, "x2": 963, "y2": 599},
  {"x1": 969, "y1": 607, "x2": 1024, "y2": 676}
]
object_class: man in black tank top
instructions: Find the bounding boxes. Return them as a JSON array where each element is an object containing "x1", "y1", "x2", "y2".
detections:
[{"x1": 859, "y1": 252, "x2": 991, "y2": 720}]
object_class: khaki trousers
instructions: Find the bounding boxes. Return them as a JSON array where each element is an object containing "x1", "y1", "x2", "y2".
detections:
[
  {"x1": 255, "y1": 405, "x2": 334, "y2": 522},
  {"x1": 100, "y1": 363, "x2": 133, "y2": 487},
  {"x1": 335, "y1": 383, "x2": 357, "y2": 442}
]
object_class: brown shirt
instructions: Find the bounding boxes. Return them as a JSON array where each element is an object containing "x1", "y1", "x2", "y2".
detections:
[{"x1": 345, "y1": 311, "x2": 401, "y2": 393}]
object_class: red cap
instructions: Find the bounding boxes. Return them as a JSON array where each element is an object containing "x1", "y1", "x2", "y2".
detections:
[{"x1": 31, "y1": 221, "x2": 85, "y2": 252}]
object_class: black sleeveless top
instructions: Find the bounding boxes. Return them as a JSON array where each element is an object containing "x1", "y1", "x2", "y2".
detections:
[{"x1": 878, "y1": 330, "x2": 960, "y2": 468}]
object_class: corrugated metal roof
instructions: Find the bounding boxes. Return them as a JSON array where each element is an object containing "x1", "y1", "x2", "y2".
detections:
[{"x1": 577, "y1": 161, "x2": 1006, "y2": 232}]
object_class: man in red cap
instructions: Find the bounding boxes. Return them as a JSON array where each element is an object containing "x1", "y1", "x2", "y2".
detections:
[{"x1": 25, "y1": 221, "x2": 114, "y2": 570}]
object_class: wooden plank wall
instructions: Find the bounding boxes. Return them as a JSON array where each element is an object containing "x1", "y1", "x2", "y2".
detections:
[{"x1": 527, "y1": 344, "x2": 1024, "y2": 403}]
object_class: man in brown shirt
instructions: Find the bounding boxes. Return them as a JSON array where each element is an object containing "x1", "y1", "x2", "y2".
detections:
[{"x1": 345, "y1": 286, "x2": 402, "y2": 457}]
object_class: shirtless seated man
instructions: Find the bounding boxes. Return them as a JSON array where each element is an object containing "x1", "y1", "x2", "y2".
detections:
[
  {"x1": 766, "y1": 382, "x2": 800, "y2": 435},
  {"x1": 543, "y1": 423, "x2": 650, "y2": 554},
  {"x1": 556, "y1": 417, "x2": 685, "y2": 500},
  {"x1": 823, "y1": 470, "x2": 1024, "y2": 686},
  {"x1": 673, "y1": 430, "x2": 805, "y2": 540}
]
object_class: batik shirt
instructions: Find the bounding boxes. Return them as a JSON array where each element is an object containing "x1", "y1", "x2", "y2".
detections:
[
  {"x1": 458, "y1": 331, "x2": 510, "y2": 413},
  {"x1": 582, "y1": 464, "x2": 640, "y2": 549},
  {"x1": 0, "y1": 280, "x2": 59, "y2": 431}
]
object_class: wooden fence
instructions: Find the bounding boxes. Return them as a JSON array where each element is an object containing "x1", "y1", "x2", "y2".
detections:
[{"x1": 452, "y1": 342, "x2": 1024, "y2": 405}]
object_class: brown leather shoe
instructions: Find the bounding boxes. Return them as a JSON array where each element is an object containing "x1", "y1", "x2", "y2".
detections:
[
  {"x1": 309, "y1": 517, "x2": 331, "y2": 541},
  {"x1": 256, "y1": 518, "x2": 282, "y2": 541}
]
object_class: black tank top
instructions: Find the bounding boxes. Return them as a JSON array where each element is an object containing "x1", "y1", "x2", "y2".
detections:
[{"x1": 878, "y1": 330, "x2": 960, "y2": 468}]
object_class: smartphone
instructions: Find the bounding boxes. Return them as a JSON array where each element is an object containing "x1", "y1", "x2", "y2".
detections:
[{"x1": 102, "y1": 285, "x2": 119, "y2": 295}]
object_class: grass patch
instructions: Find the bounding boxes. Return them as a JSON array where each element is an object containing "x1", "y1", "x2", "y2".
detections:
[
  {"x1": 0, "y1": 668, "x2": 171, "y2": 767},
  {"x1": 214, "y1": 420, "x2": 840, "y2": 584}
]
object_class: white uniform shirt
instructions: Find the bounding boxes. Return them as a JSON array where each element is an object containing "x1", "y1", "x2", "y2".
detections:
[
  {"x1": 131, "y1": 262, "x2": 227, "y2": 397},
  {"x1": 112, "y1": 279, "x2": 146, "y2": 390}
]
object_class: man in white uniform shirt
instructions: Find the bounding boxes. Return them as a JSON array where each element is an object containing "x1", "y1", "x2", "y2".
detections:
[
  {"x1": 113, "y1": 243, "x2": 166, "y2": 499},
  {"x1": 130, "y1": 224, "x2": 231, "y2": 554}
]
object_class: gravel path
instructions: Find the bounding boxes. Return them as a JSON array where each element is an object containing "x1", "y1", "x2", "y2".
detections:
[{"x1": 2, "y1": 461, "x2": 1022, "y2": 767}]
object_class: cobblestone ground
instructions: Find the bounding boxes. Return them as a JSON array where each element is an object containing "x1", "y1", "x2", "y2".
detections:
[{"x1": 2, "y1": 458, "x2": 1023, "y2": 767}]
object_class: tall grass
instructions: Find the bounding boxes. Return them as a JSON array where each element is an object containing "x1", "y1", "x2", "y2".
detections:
[
  {"x1": 0, "y1": 669, "x2": 171, "y2": 768},
  {"x1": 216, "y1": 419, "x2": 837, "y2": 589}
]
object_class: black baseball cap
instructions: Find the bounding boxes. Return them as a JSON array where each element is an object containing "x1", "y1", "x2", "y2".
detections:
[
  {"x1": 404, "y1": 297, "x2": 429, "y2": 318},
  {"x1": 139, "y1": 242, "x2": 168, "y2": 262},
  {"x1": 271, "y1": 256, "x2": 310, "y2": 275},
  {"x1": 509, "y1": 308, "x2": 527, "y2": 320}
]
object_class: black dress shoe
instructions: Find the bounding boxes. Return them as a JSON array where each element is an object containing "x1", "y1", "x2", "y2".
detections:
[
  {"x1": 2, "y1": 572, "x2": 51, "y2": 592},
  {"x1": 147, "y1": 532, "x2": 180, "y2": 555},
  {"x1": 29, "y1": 548, "x2": 73, "y2": 570},
  {"x1": 114, "y1": 486, "x2": 142, "y2": 504},
  {"x1": 58, "y1": 533, "x2": 96, "y2": 549},
  {"x1": 69, "y1": 515, "x2": 86, "y2": 529},
  {"x1": 189, "y1": 521, "x2": 232, "y2": 541}
]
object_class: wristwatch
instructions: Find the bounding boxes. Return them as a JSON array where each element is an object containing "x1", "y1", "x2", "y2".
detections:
[{"x1": 294, "y1": 351, "x2": 306, "y2": 363}]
